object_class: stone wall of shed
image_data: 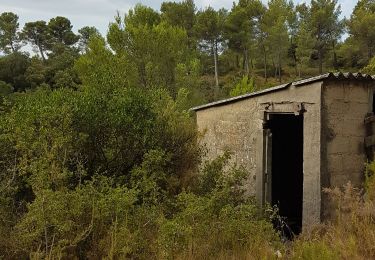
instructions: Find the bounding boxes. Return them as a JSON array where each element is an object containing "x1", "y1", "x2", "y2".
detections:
[
  {"x1": 322, "y1": 80, "x2": 373, "y2": 219},
  {"x1": 196, "y1": 82, "x2": 323, "y2": 228},
  {"x1": 196, "y1": 97, "x2": 260, "y2": 194}
]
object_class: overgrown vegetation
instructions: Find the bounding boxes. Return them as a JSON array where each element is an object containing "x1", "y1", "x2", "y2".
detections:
[
  {"x1": 290, "y1": 162, "x2": 375, "y2": 259},
  {"x1": 1, "y1": 0, "x2": 375, "y2": 259}
]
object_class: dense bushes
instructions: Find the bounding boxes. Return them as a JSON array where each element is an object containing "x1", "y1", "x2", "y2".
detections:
[
  {"x1": 0, "y1": 103, "x2": 280, "y2": 258},
  {"x1": 0, "y1": 72, "x2": 282, "y2": 258},
  {"x1": 0, "y1": 83, "x2": 196, "y2": 257},
  {"x1": 158, "y1": 153, "x2": 280, "y2": 259},
  {"x1": 2, "y1": 83, "x2": 375, "y2": 259},
  {"x1": 2, "y1": 79, "x2": 375, "y2": 259}
]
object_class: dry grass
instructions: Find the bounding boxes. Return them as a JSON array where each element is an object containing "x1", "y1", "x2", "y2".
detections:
[{"x1": 290, "y1": 180, "x2": 375, "y2": 260}]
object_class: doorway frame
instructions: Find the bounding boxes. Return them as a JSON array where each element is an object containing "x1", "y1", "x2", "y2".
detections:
[
  {"x1": 256, "y1": 102, "x2": 305, "y2": 206},
  {"x1": 256, "y1": 100, "x2": 322, "y2": 230}
]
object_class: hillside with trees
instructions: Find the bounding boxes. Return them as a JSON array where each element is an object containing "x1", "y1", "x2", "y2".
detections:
[
  {"x1": 1, "y1": 0, "x2": 375, "y2": 102},
  {"x1": 1, "y1": 0, "x2": 375, "y2": 258}
]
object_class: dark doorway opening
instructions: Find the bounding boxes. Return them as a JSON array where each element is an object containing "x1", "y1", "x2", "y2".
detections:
[{"x1": 268, "y1": 114, "x2": 303, "y2": 237}]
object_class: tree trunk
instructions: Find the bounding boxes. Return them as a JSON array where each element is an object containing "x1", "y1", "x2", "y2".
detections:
[
  {"x1": 333, "y1": 51, "x2": 338, "y2": 70},
  {"x1": 139, "y1": 62, "x2": 147, "y2": 88},
  {"x1": 278, "y1": 52, "x2": 282, "y2": 83},
  {"x1": 213, "y1": 41, "x2": 219, "y2": 89},
  {"x1": 332, "y1": 41, "x2": 338, "y2": 70},
  {"x1": 368, "y1": 43, "x2": 373, "y2": 61},
  {"x1": 263, "y1": 45, "x2": 267, "y2": 82},
  {"x1": 10, "y1": 41, "x2": 15, "y2": 53},
  {"x1": 35, "y1": 37, "x2": 46, "y2": 61},
  {"x1": 318, "y1": 48, "x2": 323, "y2": 74},
  {"x1": 244, "y1": 49, "x2": 249, "y2": 76},
  {"x1": 272, "y1": 58, "x2": 277, "y2": 78},
  {"x1": 291, "y1": 38, "x2": 298, "y2": 76},
  {"x1": 38, "y1": 45, "x2": 46, "y2": 61}
]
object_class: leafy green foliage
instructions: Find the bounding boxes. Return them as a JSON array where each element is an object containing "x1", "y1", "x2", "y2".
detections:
[
  {"x1": 0, "y1": 0, "x2": 372, "y2": 98},
  {"x1": 77, "y1": 26, "x2": 101, "y2": 52},
  {"x1": 230, "y1": 75, "x2": 256, "y2": 96},
  {"x1": 107, "y1": 8, "x2": 190, "y2": 94},
  {"x1": 309, "y1": 0, "x2": 344, "y2": 73},
  {"x1": 0, "y1": 77, "x2": 200, "y2": 258},
  {"x1": 0, "y1": 88, "x2": 276, "y2": 258},
  {"x1": 22, "y1": 20, "x2": 50, "y2": 61},
  {"x1": 348, "y1": 0, "x2": 375, "y2": 65},
  {"x1": 75, "y1": 36, "x2": 138, "y2": 90},
  {"x1": 224, "y1": 0, "x2": 265, "y2": 75},
  {"x1": 195, "y1": 7, "x2": 227, "y2": 89},
  {"x1": 260, "y1": 0, "x2": 293, "y2": 81},
  {"x1": 0, "y1": 12, "x2": 23, "y2": 53},
  {"x1": 0, "y1": 52, "x2": 30, "y2": 91},
  {"x1": 47, "y1": 16, "x2": 79, "y2": 48},
  {"x1": 363, "y1": 56, "x2": 375, "y2": 74},
  {"x1": 0, "y1": 80, "x2": 13, "y2": 95},
  {"x1": 161, "y1": 0, "x2": 196, "y2": 37},
  {"x1": 1, "y1": 2, "x2": 375, "y2": 258},
  {"x1": 158, "y1": 153, "x2": 280, "y2": 259}
]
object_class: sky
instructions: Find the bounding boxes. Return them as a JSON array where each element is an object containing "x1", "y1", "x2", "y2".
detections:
[{"x1": 0, "y1": 0, "x2": 358, "y2": 36}]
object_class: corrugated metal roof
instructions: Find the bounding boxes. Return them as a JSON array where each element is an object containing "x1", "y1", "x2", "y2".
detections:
[{"x1": 191, "y1": 72, "x2": 375, "y2": 111}]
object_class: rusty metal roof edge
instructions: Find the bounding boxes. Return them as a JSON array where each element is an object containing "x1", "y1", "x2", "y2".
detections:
[{"x1": 191, "y1": 72, "x2": 375, "y2": 112}]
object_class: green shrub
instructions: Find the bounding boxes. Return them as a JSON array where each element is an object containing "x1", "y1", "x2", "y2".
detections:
[
  {"x1": 158, "y1": 153, "x2": 281, "y2": 259},
  {"x1": 230, "y1": 76, "x2": 256, "y2": 97}
]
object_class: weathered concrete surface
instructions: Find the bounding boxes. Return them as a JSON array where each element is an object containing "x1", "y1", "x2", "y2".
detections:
[
  {"x1": 321, "y1": 80, "x2": 373, "y2": 219},
  {"x1": 196, "y1": 77, "x2": 375, "y2": 231},
  {"x1": 196, "y1": 82, "x2": 323, "y2": 229}
]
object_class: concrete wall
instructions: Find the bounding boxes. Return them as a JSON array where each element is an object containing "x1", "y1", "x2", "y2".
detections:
[
  {"x1": 321, "y1": 80, "x2": 373, "y2": 219},
  {"x1": 196, "y1": 82, "x2": 323, "y2": 228}
]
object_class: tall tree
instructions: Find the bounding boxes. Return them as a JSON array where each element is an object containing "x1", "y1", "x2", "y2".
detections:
[
  {"x1": 22, "y1": 21, "x2": 50, "y2": 61},
  {"x1": 287, "y1": 2, "x2": 299, "y2": 75},
  {"x1": 125, "y1": 4, "x2": 161, "y2": 28},
  {"x1": 294, "y1": 3, "x2": 314, "y2": 77},
  {"x1": 348, "y1": 0, "x2": 375, "y2": 64},
  {"x1": 0, "y1": 12, "x2": 23, "y2": 53},
  {"x1": 107, "y1": 5, "x2": 189, "y2": 94},
  {"x1": 308, "y1": 0, "x2": 343, "y2": 73},
  {"x1": 260, "y1": 0, "x2": 293, "y2": 82},
  {"x1": 77, "y1": 26, "x2": 101, "y2": 53},
  {"x1": 225, "y1": 0, "x2": 265, "y2": 75},
  {"x1": 296, "y1": 19, "x2": 316, "y2": 77},
  {"x1": 48, "y1": 16, "x2": 79, "y2": 48},
  {"x1": 161, "y1": 0, "x2": 196, "y2": 39},
  {"x1": 195, "y1": 7, "x2": 227, "y2": 89}
]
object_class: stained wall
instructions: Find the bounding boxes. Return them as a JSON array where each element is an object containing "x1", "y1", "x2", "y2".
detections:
[{"x1": 196, "y1": 82, "x2": 323, "y2": 228}]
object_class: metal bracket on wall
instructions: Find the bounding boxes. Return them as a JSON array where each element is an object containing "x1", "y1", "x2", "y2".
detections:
[{"x1": 260, "y1": 101, "x2": 308, "y2": 115}]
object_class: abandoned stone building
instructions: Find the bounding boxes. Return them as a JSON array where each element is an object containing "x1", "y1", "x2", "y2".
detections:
[{"x1": 192, "y1": 72, "x2": 375, "y2": 234}]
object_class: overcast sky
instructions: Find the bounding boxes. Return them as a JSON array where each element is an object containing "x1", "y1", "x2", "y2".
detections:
[{"x1": 0, "y1": 0, "x2": 357, "y2": 36}]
